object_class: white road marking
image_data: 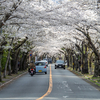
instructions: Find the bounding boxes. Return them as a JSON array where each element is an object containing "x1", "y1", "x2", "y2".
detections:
[
  {"x1": 65, "y1": 84, "x2": 68, "y2": 87},
  {"x1": 78, "y1": 86, "x2": 81, "y2": 90},
  {"x1": 63, "y1": 96, "x2": 69, "y2": 98},
  {"x1": 0, "y1": 97, "x2": 60, "y2": 100},
  {"x1": 1, "y1": 97, "x2": 99, "y2": 100},
  {"x1": 69, "y1": 89, "x2": 72, "y2": 91},
  {"x1": 0, "y1": 98, "x2": 37, "y2": 100},
  {"x1": 62, "y1": 81, "x2": 67, "y2": 83},
  {"x1": 89, "y1": 88, "x2": 92, "y2": 90}
]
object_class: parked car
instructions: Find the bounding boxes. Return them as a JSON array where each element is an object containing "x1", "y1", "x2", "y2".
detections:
[
  {"x1": 55, "y1": 60, "x2": 65, "y2": 69},
  {"x1": 35, "y1": 61, "x2": 47, "y2": 74},
  {"x1": 41, "y1": 60, "x2": 48, "y2": 67}
]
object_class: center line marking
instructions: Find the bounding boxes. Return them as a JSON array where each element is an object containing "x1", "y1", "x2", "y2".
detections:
[{"x1": 36, "y1": 64, "x2": 53, "y2": 100}]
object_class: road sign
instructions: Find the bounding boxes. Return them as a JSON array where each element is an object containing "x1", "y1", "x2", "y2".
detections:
[{"x1": 30, "y1": 54, "x2": 32, "y2": 56}]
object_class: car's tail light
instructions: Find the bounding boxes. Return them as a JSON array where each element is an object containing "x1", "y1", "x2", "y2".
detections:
[{"x1": 44, "y1": 66, "x2": 46, "y2": 68}]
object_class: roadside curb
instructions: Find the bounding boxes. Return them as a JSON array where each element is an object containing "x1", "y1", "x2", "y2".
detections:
[
  {"x1": 66, "y1": 68, "x2": 100, "y2": 91},
  {"x1": 0, "y1": 71, "x2": 28, "y2": 89}
]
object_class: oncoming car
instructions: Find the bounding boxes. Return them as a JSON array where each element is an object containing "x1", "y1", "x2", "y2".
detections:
[
  {"x1": 35, "y1": 61, "x2": 47, "y2": 74},
  {"x1": 55, "y1": 60, "x2": 65, "y2": 69}
]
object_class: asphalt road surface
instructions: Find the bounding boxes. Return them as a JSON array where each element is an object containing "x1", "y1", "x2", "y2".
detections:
[{"x1": 0, "y1": 64, "x2": 100, "y2": 100}]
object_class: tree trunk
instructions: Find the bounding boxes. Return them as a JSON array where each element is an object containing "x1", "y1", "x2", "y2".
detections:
[
  {"x1": 22, "y1": 53, "x2": 28, "y2": 70},
  {"x1": 78, "y1": 54, "x2": 81, "y2": 72},
  {"x1": 94, "y1": 60, "x2": 99, "y2": 77},
  {"x1": 94, "y1": 55, "x2": 100, "y2": 77},
  {"x1": 76, "y1": 58, "x2": 79, "y2": 71},
  {"x1": 69, "y1": 52, "x2": 72, "y2": 67},
  {"x1": 65, "y1": 55, "x2": 68, "y2": 67},
  {"x1": 89, "y1": 52, "x2": 93, "y2": 75},
  {"x1": 89, "y1": 58, "x2": 92, "y2": 75},
  {"x1": 4, "y1": 38, "x2": 14, "y2": 78},
  {"x1": 4, "y1": 51, "x2": 10, "y2": 78},
  {"x1": 11, "y1": 49, "x2": 20, "y2": 74},
  {"x1": 11, "y1": 52, "x2": 15, "y2": 73},
  {"x1": 0, "y1": 52, "x2": 3, "y2": 82},
  {"x1": 81, "y1": 42, "x2": 84, "y2": 73},
  {"x1": 20, "y1": 52, "x2": 24, "y2": 70},
  {"x1": 72, "y1": 55, "x2": 75, "y2": 70},
  {"x1": 98, "y1": 60, "x2": 100, "y2": 76},
  {"x1": 84, "y1": 45, "x2": 88, "y2": 74},
  {"x1": 15, "y1": 49, "x2": 20, "y2": 74},
  {"x1": 8, "y1": 58, "x2": 11, "y2": 75},
  {"x1": 67, "y1": 55, "x2": 69, "y2": 67}
]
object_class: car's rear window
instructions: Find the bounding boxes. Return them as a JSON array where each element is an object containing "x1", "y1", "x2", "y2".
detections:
[{"x1": 35, "y1": 62, "x2": 45, "y2": 66}]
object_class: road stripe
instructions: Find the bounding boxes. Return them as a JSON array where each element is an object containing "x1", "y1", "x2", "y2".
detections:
[{"x1": 36, "y1": 64, "x2": 53, "y2": 100}]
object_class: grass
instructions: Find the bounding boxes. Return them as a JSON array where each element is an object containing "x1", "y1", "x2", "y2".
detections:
[
  {"x1": 95, "y1": 83, "x2": 100, "y2": 86},
  {"x1": 97, "y1": 80, "x2": 100, "y2": 82},
  {"x1": 84, "y1": 74, "x2": 93, "y2": 79},
  {"x1": 90, "y1": 80, "x2": 95, "y2": 83},
  {"x1": 1, "y1": 81, "x2": 5, "y2": 83},
  {"x1": 82, "y1": 74, "x2": 100, "y2": 87},
  {"x1": 83, "y1": 76, "x2": 100, "y2": 87}
]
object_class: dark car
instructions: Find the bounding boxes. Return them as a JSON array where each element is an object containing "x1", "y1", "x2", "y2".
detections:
[
  {"x1": 48, "y1": 58, "x2": 52, "y2": 64},
  {"x1": 55, "y1": 60, "x2": 65, "y2": 69}
]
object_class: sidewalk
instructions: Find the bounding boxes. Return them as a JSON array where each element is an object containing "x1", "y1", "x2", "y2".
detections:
[{"x1": 0, "y1": 70, "x2": 28, "y2": 89}]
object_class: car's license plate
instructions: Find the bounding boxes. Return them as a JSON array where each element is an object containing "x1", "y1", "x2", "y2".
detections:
[
  {"x1": 59, "y1": 66, "x2": 61, "y2": 67},
  {"x1": 38, "y1": 70, "x2": 42, "y2": 72}
]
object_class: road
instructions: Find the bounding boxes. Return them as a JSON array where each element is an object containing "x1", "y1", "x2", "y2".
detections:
[{"x1": 0, "y1": 64, "x2": 100, "y2": 100}]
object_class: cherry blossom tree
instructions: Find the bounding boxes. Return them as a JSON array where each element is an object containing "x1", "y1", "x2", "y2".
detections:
[{"x1": 0, "y1": 0, "x2": 100, "y2": 81}]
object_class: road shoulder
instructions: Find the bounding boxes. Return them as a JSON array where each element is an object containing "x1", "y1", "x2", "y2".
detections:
[
  {"x1": 0, "y1": 71, "x2": 28, "y2": 89},
  {"x1": 66, "y1": 67, "x2": 100, "y2": 91}
]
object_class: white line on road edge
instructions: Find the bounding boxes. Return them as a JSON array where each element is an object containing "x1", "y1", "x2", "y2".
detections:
[
  {"x1": 0, "y1": 97, "x2": 100, "y2": 100},
  {"x1": 0, "y1": 97, "x2": 57, "y2": 100},
  {"x1": 0, "y1": 97, "x2": 37, "y2": 100}
]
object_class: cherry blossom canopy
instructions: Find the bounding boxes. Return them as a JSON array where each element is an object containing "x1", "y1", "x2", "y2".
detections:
[{"x1": 0, "y1": 0, "x2": 99, "y2": 56}]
